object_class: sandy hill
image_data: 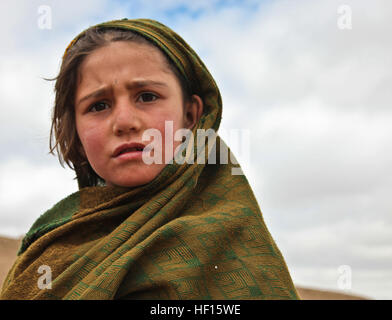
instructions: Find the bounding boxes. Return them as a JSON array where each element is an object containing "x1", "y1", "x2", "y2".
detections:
[
  {"x1": 0, "y1": 236, "x2": 22, "y2": 289},
  {"x1": 0, "y1": 235, "x2": 369, "y2": 299}
]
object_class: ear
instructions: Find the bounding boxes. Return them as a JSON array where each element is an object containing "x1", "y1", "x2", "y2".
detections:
[{"x1": 183, "y1": 94, "x2": 203, "y2": 130}]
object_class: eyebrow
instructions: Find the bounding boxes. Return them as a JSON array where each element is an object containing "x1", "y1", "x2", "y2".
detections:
[{"x1": 76, "y1": 80, "x2": 168, "y2": 106}]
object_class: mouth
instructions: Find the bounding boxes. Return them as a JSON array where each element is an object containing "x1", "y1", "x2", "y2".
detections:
[{"x1": 113, "y1": 142, "x2": 146, "y2": 158}]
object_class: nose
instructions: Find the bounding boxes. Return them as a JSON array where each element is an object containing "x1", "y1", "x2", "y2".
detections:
[{"x1": 112, "y1": 101, "x2": 142, "y2": 136}]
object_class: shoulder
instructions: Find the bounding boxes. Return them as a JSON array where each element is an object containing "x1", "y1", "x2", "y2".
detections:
[{"x1": 18, "y1": 191, "x2": 80, "y2": 255}]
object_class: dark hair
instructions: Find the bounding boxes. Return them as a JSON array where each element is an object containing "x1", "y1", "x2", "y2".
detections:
[{"x1": 49, "y1": 27, "x2": 192, "y2": 188}]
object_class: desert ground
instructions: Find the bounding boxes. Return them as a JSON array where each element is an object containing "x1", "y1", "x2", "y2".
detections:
[{"x1": 0, "y1": 235, "x2": 369, "y2": 299}]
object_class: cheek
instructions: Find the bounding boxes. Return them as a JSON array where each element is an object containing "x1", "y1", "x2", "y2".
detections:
[
  {"x1": 153, "y1": 111, "x2": 186, "y2": 162},
  {"x1": 77, "y1": 123, "x2": 106, "y2": 161},
  {"x1": 153, "y1": 112, "x2": 186, "y2": 144},
  {"x1": 153, "y1": 106, "x2": 186, "y2": 133}
]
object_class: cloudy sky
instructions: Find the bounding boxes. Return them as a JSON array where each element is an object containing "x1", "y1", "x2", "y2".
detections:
[{"x1": 0, "y1": 0, "x2": 391, "y2": 299}]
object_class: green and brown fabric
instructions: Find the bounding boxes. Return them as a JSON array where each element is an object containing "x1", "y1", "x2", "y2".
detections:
[{"x1": 0, "y1": 19, "x2": 299, "y2": 300}]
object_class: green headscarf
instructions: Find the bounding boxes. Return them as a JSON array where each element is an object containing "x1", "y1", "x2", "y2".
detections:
[{"x1": 0, "y1": 19, "x2": 299, "y2": 300}]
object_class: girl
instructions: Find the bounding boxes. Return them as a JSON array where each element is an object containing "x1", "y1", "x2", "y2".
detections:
[{"x1": 1, "y1": 18, "x2": 299, "y2": 300}]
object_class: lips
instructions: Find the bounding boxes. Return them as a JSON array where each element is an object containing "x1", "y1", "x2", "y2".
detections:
[{"x1": 113, "y1": 142, "x2": 146, "y2": 158}]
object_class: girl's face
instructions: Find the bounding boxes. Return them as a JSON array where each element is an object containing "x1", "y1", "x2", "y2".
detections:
[{"x1": 74, "y1": 41, "x2": 201, "y2": 188}]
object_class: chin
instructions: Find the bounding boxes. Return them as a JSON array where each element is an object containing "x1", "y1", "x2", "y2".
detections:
[
  {"x1": 105, "y1": 173, "x2": 157, "y2": 188},
  {"x1": 101, "y1": 165, "x2": 166, "y2": 188}
]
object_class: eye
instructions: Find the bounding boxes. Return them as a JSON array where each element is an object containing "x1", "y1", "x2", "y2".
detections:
[
  {"x1": 88, "y1": 101, "x2": 110, "y2": 112},
  {"x1": 137, "y1": 92, "x2": 158, "y2": 103}
]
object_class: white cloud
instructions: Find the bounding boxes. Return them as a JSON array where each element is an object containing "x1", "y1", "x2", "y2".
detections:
[{"x1": 0, "y1": 157, "x2": 76, "y2": 238}]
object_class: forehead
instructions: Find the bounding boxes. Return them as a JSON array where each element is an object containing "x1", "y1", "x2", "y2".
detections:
[{"x1": 77, "y1": 41, "x2": 173, "y2": 84}]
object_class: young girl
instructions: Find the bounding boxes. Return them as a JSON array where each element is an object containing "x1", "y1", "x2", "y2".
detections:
[{"x1": 0, "y1": 18, "x2": 299, "y2": 300}]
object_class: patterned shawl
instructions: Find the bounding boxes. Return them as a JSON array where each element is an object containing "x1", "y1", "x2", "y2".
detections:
[{"x1": 0, "y1": 19, "x2": 299, "y2": 300}]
